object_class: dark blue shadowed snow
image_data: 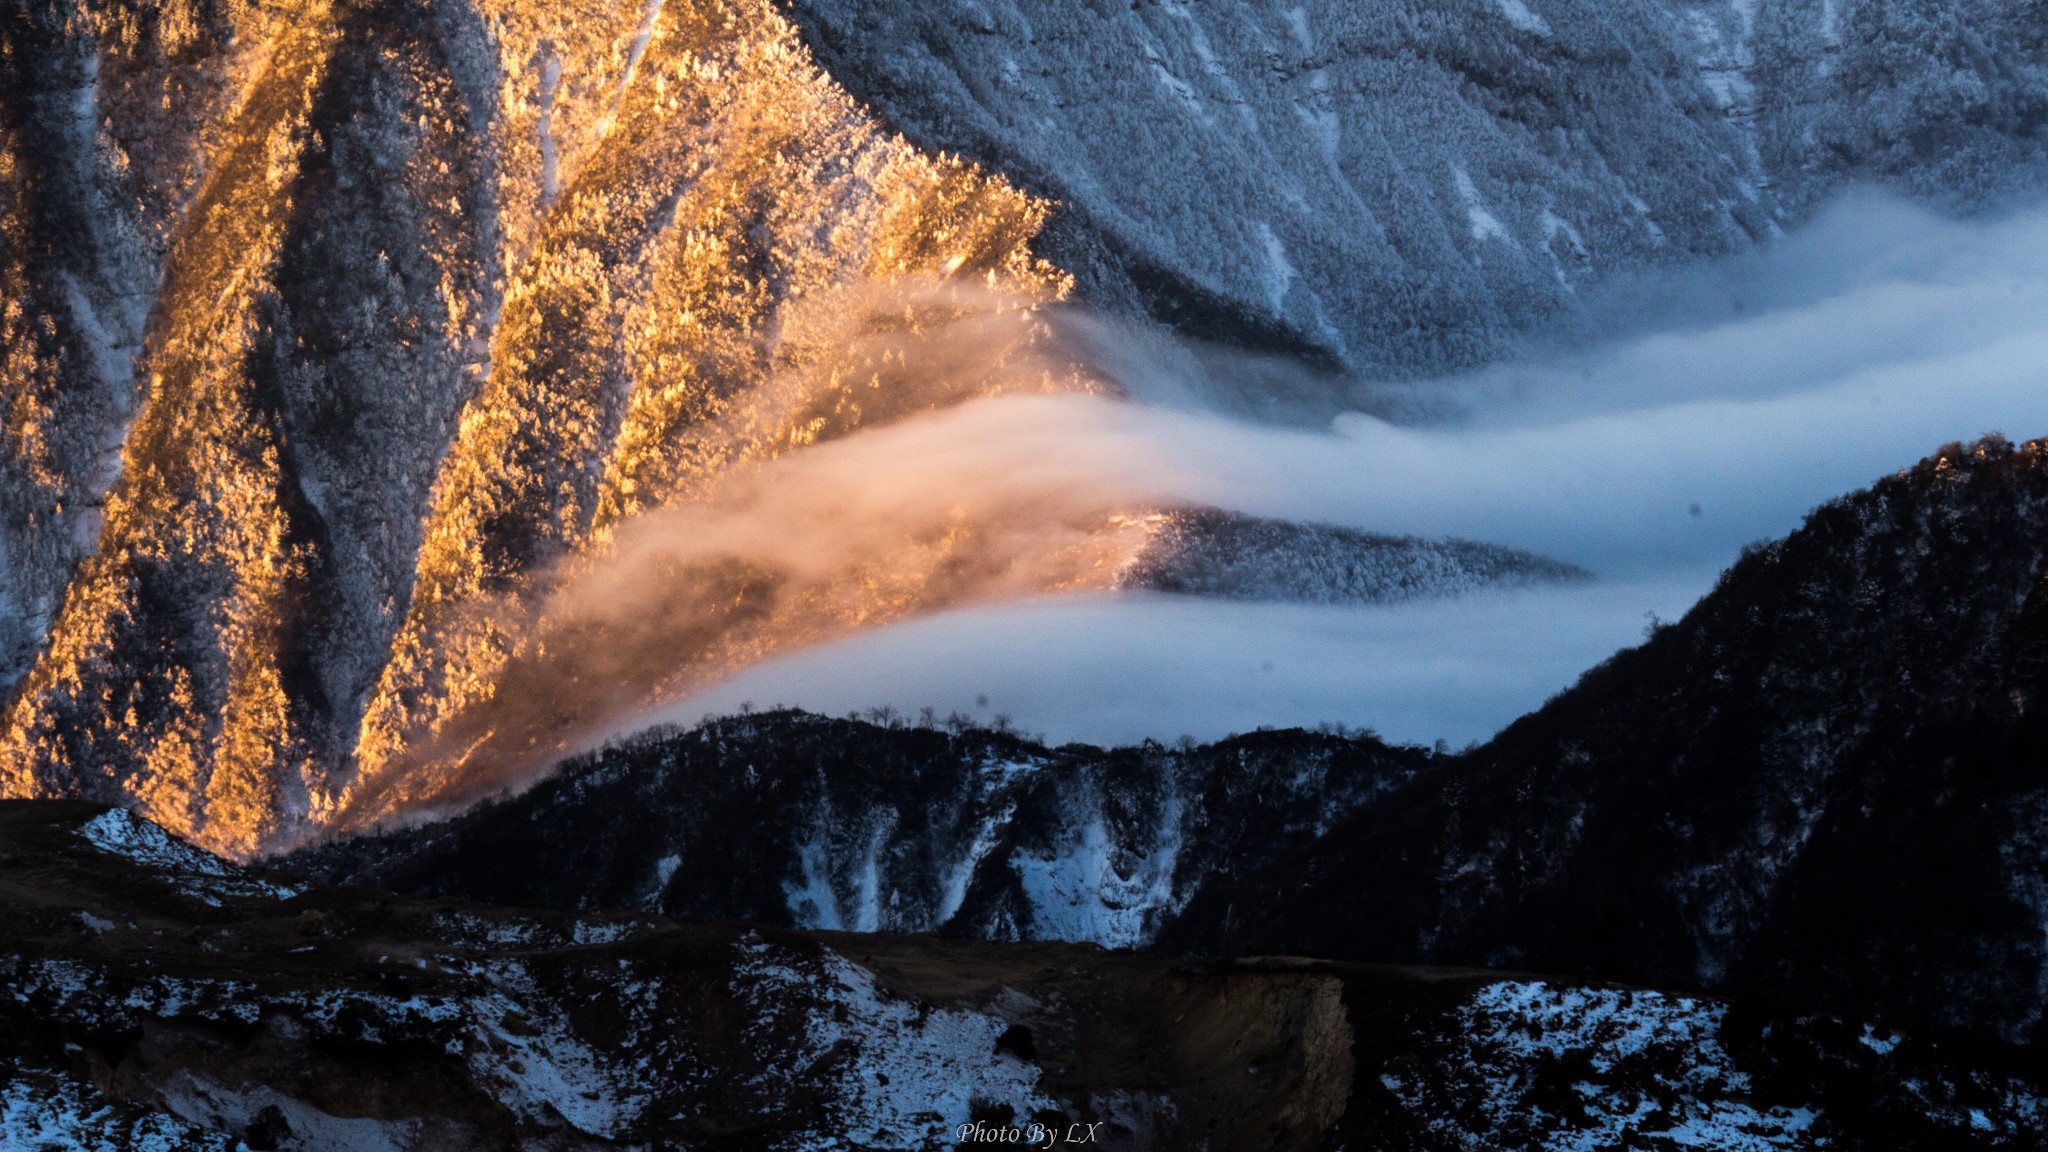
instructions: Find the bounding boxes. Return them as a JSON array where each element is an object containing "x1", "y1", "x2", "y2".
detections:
[{"x1": 640, "y1": 196, "x2": 2048, "y2": 749}]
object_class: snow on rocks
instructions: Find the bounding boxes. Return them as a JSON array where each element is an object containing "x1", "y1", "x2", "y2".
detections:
[
  {"x1": 733, "y1": 937, "x2": 1053, "y2": 1149},
  {"x1": 74, "y1": 809, "x2": 298, "y2": 905},
  {"x1": 1011, "y1": 809, "x2": 1183, "y2": 951},
  {"x1": 0, "y1": 1058, "x2": 238, "y2": 1152},
  {"x1": 1391, "y1": 980, "x2": 1819, "y2": 1151},
  {"x1": 460, "y1": 960, "x2": 645, "y2": 1138}
]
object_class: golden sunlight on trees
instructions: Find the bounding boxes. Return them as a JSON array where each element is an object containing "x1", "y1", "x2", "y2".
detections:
[{"x1": 1, "y1": 0, "x2": 1083, "y2": 855}]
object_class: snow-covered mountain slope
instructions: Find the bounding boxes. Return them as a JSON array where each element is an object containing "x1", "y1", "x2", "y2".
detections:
[
  {"x1": 9, "y1": 798, "x2": 2046, "y2": 1151},
  {"x1": 787, "y1": 0, "x2": 2048, "y2": 395},
  {"x1": 1122, "y1": 507, "x2": 1588, "y2": 604},
  {"x1": 0, "y1": 0, "x2": 284, "y2": 702},
  {"x1": 1747, "y1": 0, "x2": 2048, "y2": 211}
]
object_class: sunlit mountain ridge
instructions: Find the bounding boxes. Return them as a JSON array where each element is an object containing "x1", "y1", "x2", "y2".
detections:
[{"x1": 2, "y1": 0, "x2": 2043, "y2": 854}]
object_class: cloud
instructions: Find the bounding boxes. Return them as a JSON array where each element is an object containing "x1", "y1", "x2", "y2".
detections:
[
  {"x1": 347, "y1": 192, "x2": 2048, "y2": 821},
  {"x1": 656, "y1": 580, "x2": 1708, "y2": 750},
  {"x1": 637, "y1": 193, "x2": 2048, "y2": 749}
]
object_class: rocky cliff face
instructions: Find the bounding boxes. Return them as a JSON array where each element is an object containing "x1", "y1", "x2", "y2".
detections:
[
  {"x1": 4, "y1": 0, "x2": 2043, "y2": 857},
  {"x1": 9, "y1": 799, "x2": 2048, "y2": 1151},
  {"x1": 299, "y1": 437, "x2": 2048, "y2": 1049}
]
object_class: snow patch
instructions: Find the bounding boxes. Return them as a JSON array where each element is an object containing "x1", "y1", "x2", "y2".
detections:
[
  {"x1": 432, "y1": 910, "x2": 543, "y2": 949},
  {"x1": 74, "y1": 809, "x2": 298, "y2": 904},
  {"x1": 570, "y1": 918, "x2": 648, "y2": 945},
  {"x1": 536, "y1": 47, "x2": 562, "y2": 206},
  {"x1": 735, "y1": 942, "x2": 1050, "y2": 1147},
  {"x1": 1400, "y1": 980, "x2": 1822, "y2": 1152},
  {"x1": 652, "y1": 852, "x2": 681, "y2": 891},
  {"x1": 1495, "y1": 0, "x2": 1551, "y2": 37},
  {"x1": 785, "y1": 828, "x2": 844, "y2": 930},
  {"x1": 464, "y1": 961, "x2": 642, "y2": 1137},
  {"x1": 1624, "y1": 191, "x2": 1669, "y2": 245},
  {"x1": 1540, "y1": 209, "x2": 1590, "y2": 285},
  {"x1": 1011, "y1": 799, "x2": 1183, "y2": 950},
  {"x1": 619, "y1": 0, "x2": 665, "y2": 96},
  {"x1": 1282, "y1": 6, "x2": 1314, "y2": 53},
  {"x1": 1455, "y1": 169, "x2": 1513, "y2": 246},
  {"x1": 936, "y1": 805, "x2": 1014, "y2": 927},
  {"x1": 1255, "y1": 222, "x2": 1297, "y2": 312},
  {"x1": 0, "y1": 1058, "x2": 235, "y2": 1152},
  {"x1": 159, "y1": 1073, "x2": 416, "y2": 1152},
  {"x1": 850, "y1": 814, "x2": 895, "y2": 933},
  {"x1": 979, "y1": 756, "x2": 1045, "y2": 785}
]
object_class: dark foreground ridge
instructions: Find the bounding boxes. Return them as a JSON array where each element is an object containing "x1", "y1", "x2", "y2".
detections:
[
  {"x1": 289, "y1": 713, "x2": 1437, "y2": 946},
  {"x1": 1192, "y1": 435, "x2": 2048, "y2": 1045},
  {"x1": 8, "y1": 799, "x2": 2048, "y2": 1150},
  {"x1": 296, "y1": 437, "x2": 2048, "y2": 1049}
]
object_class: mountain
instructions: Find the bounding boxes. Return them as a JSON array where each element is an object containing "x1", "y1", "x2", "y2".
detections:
[
  {"x1": 7, "y1": 3, "x2": 2048, "y2": 1141},
  {"x1": 787, "y1": 0, "x2": 2048, "y2": 394},
  {"x1": 10, "y1": 798, "x2": 2048, "y2": 1151},
  {"x1": 0, "y1": 0, "x2": 1075, "y2": 858},
  {"x1": 294, "y1": 436, "x2": 2048, "y2": 1048},
  {"x1": 4, "y1": 0, "x2": 2045, "y2": 856},
  {"x1": 1187, "y1": 434, "x2": 2048, "y2": 1045},
  {"x1": 1120, "y1": 508, "x2": 1589, "y2": 604},
  {"x1": 286, "y1": 714, "x2": 1437, "y2": 944}
]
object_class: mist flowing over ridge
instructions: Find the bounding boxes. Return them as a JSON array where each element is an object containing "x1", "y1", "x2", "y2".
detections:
[
  {"x1": 647, "y1": 192, "x2": 2048, "y2": 753},
  {"x1": 299, "y1": 435, "x2": 2048, "y2": 1047},
  {"x1": 2, "y1": 0, "x2": 1080, "y2": 855}
]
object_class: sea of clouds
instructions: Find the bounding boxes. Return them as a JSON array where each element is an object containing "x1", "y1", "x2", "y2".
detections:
[{"x1": 625, "y1": 194, "x2": 2048, "y2": 749}]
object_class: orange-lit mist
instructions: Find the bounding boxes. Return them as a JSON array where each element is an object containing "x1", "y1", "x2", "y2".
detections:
[{"x1": 329, "y1": 289, "x2": 1193, "y2": 833}]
